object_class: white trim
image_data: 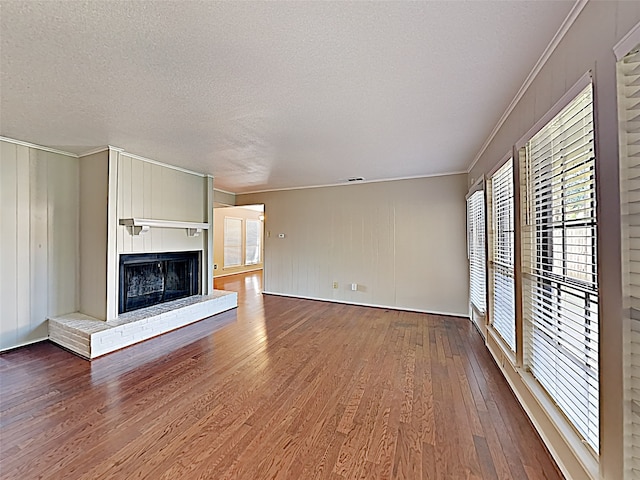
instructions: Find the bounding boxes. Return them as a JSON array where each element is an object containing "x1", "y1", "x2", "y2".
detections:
[
  {"x1": 261, "y1": 291, "x2": 467, "y2": 319},
  {"x1": 78, "y1": 146, "x2": 113, "y2": 157},
  {"x1": 614, "y1": 20, "x2": 640, "y2": 61},
  {"x1": 486, "y1": 325, "x2": 517, "y2": 368},
  {"x1": 467, "y1": 0, "x2": 589, "y2": 173},
  {"x1": 120, "y1": 150, "x2": 206, "y2": 177},
  {"x1": 0, "y1": 137, "x2": 209, "y2": 180},
  {"x1": 487, "y1": 151, "x2": 513, "y2": 179},
  {"x1": 214, "y1": 266, "x2": 263, "y2": 278},
  {"x1": 213, "y1": 187, "x2": 236, "y2": 196},
  {"x1": 465, "y1": 176, "x2": 485, "y2": 199},
  {"x1": 0, "y1": 136, "x2": 78, "y2": 157},
  {"x1": 237, "y1": 170, "x2": 467, "y2": 196},
  {"x1": 0, "y1": 336, "x2": 49, "y2": 353},
  {"x1": 484, "y1": 338, "x2": 597, "y2": 480},
  {"x1": 119, "y1": 218, "x2": 209, "y2": 230},
  {"x1": 515, "y1": 71, "x2": 592, "y2": 150}
]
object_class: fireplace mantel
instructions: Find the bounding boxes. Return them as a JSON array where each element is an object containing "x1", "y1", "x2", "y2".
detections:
[{"x1": 119, "y1": 218, "x2": 210, "y2": 237}]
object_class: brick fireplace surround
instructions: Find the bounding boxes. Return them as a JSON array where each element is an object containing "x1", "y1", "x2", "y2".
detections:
[{"x1": 49, "y1": 290, "x2": 237, "y2": 359}]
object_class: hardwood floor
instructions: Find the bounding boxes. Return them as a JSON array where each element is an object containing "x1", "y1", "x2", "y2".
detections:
[{"x1": 0, "y1": 271, "x2": 562, "y2": 479}]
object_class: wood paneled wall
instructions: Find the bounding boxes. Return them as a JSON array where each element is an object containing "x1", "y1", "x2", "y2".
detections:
[
  {"x1": 117, "y1": 154, "x2": 207, "y2": 255},
  {"x1": 466, "y1": 3, "x2": 640, "y2": 479},
  {"x1": 238, "y1": 174, "x2": 469, "y2": 316},
  {"x1": 0, "y1": 141, "x2": 78, "y2": 350}
]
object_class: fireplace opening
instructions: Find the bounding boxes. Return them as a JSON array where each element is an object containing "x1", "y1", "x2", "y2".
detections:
[{"x1": 119, "y1": 251, "x2": 200, "y2": 314}]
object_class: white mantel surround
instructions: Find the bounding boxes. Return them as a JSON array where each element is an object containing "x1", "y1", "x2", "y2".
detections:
[{"x1": 46, "y1": 146, "x2": 238, "y2": 359}]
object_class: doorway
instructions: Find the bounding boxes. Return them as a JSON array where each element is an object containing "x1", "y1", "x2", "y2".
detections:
[{"x1": 213, "y1": 204, "x2": 265, "y2": 283}]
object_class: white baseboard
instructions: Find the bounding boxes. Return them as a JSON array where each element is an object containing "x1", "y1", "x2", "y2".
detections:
[
  {"x1": 261, "y1": 290, "x2": 467, "y2": 319},
  {"x1": 0, "y1": 336, "x2": 49, "y2": 353}
]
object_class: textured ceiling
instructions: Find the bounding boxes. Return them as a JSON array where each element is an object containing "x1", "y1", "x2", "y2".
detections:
[{"x1": 0, "y1": 1, "x2": 575, "y2": 193}]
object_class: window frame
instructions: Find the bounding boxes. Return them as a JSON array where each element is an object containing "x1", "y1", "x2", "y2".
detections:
[
  {"x1": 245, "y1": 218, "x2": 262, "y2": 266},
  {"x1": 518, "y1": 74, "x2": 599, "y2": 454},
  {"x1": 223, "y1": 216, "x2": 243, "y2": 268},
  {"x1": 467, "y1": 180, "x2": 487, "y2": 319},
  {"x1": 487, "y1": 154, "x2": 517, "y2": 353}
]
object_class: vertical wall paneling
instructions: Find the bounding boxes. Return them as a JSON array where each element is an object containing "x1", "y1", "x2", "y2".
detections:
[
  {"x1": 106, "y1": 149, "x2": 120, "y2": 321},
  {"x1": 117, "y1": 154, "x2": 206, "y2": 256},
  {"x1": 130, "y1": 156, "x2": 145, "y2": 253},
  {"x1": 466, "y1": 2, "x2": 640, "y2": 478},
  {"x1": 79, "y1": 150, "x2": 109, "y2": 320},
  {"x1": 142, "y1": 161, "x2": 153, "y2": 252},
  {"x1": 119, "y1": 153, "x2": 132, "y2": 253},
  {"x1": 29, "y1": 147, "x2": 49, "y2": 347},
  {"x1": 1, "y1": 140, "x2": 78, "y2": 350},
  {"x1": 204, "y1": 176, "x2": 214, "y2": 294},
  {"x1": 1, "y1": 142, "x2": 19, "y2": 349},
  {"x1": 46, "y1": 150, "x2": 79, "y2": 317},
  {"x1": 16, "y1": 146, "x2": 31, "y2": 343},
  {"x1": 238, "y1": 175, "x2": 468, "y2": 316},
  {"x1": 150, "y1": 162, "x2": 162, "y2": 252}
]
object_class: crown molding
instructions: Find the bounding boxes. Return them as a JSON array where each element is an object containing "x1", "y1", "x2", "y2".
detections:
[
  {"x1": 236, "y1": 170, "x2": 467, "y2": 196},
  {"x1": 0, "y1": 136, "x2": 78, "y2": 157},
  {"x1": 77, "y1": 146, "x2": 113, "y2": 157},
  {"x1": 466, "y1": 0, "x2": 589, "y2": 174},
  {"x1": 116, "y1": 150, "x2": 206, "y2": 177},
  {"x1": 614, "y1": 20, "x2": 640, "y2": 61},
  {"x1": 213, "y1": 187, "x2": 237, "y2": 196}
]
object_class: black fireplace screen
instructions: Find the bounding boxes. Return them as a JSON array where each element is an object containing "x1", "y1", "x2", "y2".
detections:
[{"x1": 119, "y1": 251, "x2": 200, "y2": 314}]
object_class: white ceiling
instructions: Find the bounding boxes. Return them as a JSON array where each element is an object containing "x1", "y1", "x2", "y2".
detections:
[{"x1": 1, "y1": 1, "x2": 576, "y2": 193}]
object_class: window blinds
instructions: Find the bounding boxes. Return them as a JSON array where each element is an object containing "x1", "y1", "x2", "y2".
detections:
[
  {"x1": 224, "y1": 217, "x2": 243, "y2": 268},
  {"x1": 490, "y1": 159, "x2": 516, "y2": 351},
  {"x1": 521, "y1": 84, "x2": 599, "y2": 452},
  {"x1": 620, "y1": 46, "x2": 640, "y2": 479},
  {"x1": 245, "y1": 219, "x2": 261, "y2": 265},
  {"x1": 467, "y1": 190, "x2": 486, "y2": 314}
]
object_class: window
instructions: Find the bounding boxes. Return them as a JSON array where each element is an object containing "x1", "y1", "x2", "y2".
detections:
[
  {"x1": 467, "y1": 189, "x2": 486, "y2": 314},
  {"x1": 223, "y1": 217, "x2": 242, "y2": 268},
  {"x1": 618, "y1": 43, "x2": 640, "y2": 479},
  {"x1": 245, "y1": 219, "x2": 261, "y2": 265},
  {"x1": 521, "y1": 82, "x2": 598, "y2": 452},
  {"x1": 489, "y1": 159, "x2": 516, "y2": 351}
]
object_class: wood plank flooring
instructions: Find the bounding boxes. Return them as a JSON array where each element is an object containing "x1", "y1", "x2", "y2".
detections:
[{"x1": 0, "y1": 271, "x2": 562, "y2": 479}]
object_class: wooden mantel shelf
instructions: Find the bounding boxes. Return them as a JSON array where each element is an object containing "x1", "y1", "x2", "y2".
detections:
[{"x1": 119, "y1": 218, "x2": 209, "y2": 237}]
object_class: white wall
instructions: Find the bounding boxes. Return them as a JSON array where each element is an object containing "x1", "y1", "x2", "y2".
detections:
[
  {"x1": 117, "y1": 153, "x2": 207, "y2": 255},
  {"x1": 0, "y1": 140, "x2": 79, "y2": 350},
  {"x1": 238, "y1": 174, "x2": 468, "y2": 316},
  {"x1": 213, "y1": 206, "x2": 264, "y2": 277},
  {"x1": 79, "y1": 150, "x2": 110, "y2": 321},
  {"x1": 468, "y1": 3, "x2": 640, "y2": 479},
  {"x1": 109, "y1": 151, "x2": 213, "y2": 319}
]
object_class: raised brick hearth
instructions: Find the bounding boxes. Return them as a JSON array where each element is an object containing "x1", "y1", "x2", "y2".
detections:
[{"x1": 48, "y1": 290, "x2": 237, "y2": 359}]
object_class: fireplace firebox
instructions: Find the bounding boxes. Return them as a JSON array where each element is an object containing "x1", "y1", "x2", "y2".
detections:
[{"x1": 119, "y1": 251, "x2": 200, "y2": 314}]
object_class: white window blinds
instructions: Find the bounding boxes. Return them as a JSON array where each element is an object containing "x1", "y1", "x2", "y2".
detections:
[
  {"x1": 521, "y1": 83, "x2": 599, "y2": 452},
  {"x1": 489, "y1": 159, "x2": 516, "y2": 351},
  {"x1": 224, "y1": 217, "x2": 242, "y2": 268},
  {"x1": 245, "y1": 219, "x2": 261, "y2": 265},
  {"x1": 467, "y1": 190, "x2": 486, "y2": 314},
  {"x1": 619, "y1": 45, "x2": 640, "y2": 479}
]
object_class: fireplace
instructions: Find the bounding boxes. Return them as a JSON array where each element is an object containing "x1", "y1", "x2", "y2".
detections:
[{"x1": 119, "y1": 251, "x2": 200, "y2": 314}]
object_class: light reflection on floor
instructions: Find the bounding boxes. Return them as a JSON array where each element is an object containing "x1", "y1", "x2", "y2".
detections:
[{"x1": 215, "y1": 270, "x2": 268, "y2": 365}]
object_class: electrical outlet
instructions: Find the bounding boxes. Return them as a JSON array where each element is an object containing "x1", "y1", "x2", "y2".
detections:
[
  {"x1": 332, "y1": 281, "x2": 338, "y2": 289},
  {"x1": 214, "y1": 264, "x2": 217, "y2": 270},
  {"x1": 351, "y1": 283, "x2": 358, "y2": 291}
]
